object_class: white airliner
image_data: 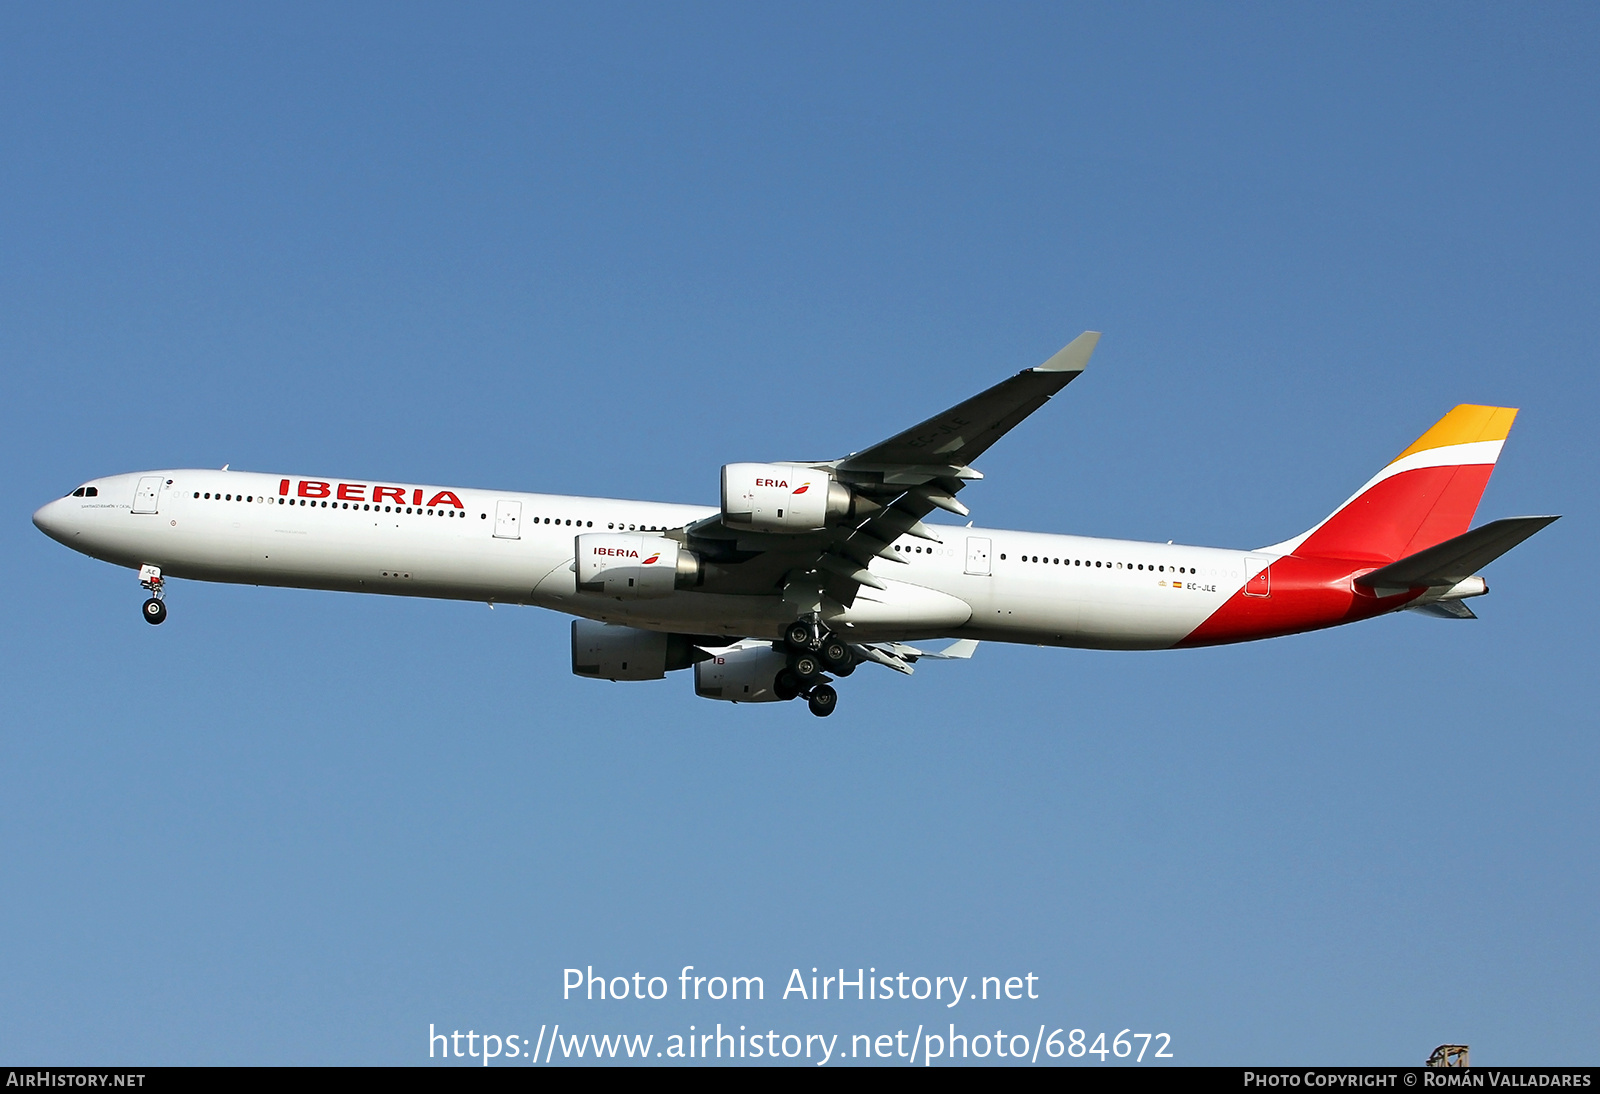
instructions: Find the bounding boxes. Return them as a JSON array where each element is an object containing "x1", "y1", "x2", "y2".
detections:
[{"x1": 33, "y1": 332, "x2": 1556, "y2": 716}]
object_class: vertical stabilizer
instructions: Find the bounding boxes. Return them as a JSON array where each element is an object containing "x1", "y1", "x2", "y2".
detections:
[{"x1": 1270, "y1": 405, "x2": 1518, "y2": 563}]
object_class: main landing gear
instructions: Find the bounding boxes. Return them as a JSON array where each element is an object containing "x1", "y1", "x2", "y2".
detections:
[
  {"x1": 776, "y1": 619, "x2": 854, "y2": 717},
  {"x1": 139, "y1": 564, "x2": 167, "y2": 625}
]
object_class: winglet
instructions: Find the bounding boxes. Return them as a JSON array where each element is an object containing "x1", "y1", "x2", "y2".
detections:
[{"x1": 1033, "y1": 331, "x2": 1101, "y2": 374}]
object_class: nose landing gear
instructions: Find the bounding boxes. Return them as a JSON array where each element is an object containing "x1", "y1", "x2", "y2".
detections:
[{"x1": 139, "y1": 564, "x2": 167, "y2": 625}]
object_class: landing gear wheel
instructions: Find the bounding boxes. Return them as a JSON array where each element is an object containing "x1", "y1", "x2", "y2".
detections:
[
  {"x1": 830, "y1": 660, "x2": 856, "y2": 678},
  {"x1": 785, "y1": 622, "x2": 814, "y2": 650},
  {"x1": 142, "y1": 597, "x2": 167, "y2": 625},
  {"x1": 820, "y1": 637, "x2": 850, "y2": 667},
  {"x1": 807, "y1": 684, "x2": 837, "y2": 717},
  {"x1": 790, "y1": 652, "x2": 822, "y2": 680},
  {"x1": 773, "y1": 670, "x2": 801, "y2": 701}
]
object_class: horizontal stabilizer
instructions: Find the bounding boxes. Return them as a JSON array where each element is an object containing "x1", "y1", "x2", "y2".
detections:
[
  {"x1": 1406, "y1": 600, "x2": 1478, "y2": 620},
  {"x1": 1355, "y1": 515, "x2": 1559, "y2": 590}
]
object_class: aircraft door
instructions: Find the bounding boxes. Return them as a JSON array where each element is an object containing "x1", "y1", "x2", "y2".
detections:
[
  {"x1": 494, "y1": 500, "x2": 522, "y2": 540},
  {"x1": 1244, "y1": 555, "x2": 1270, "y2": 597},
  {"x1": 965, "y1": 536, "x2": 992, "y2": 576},
  {"x1": 132, "y1": 476, "x2": 164, "y2": 514}
]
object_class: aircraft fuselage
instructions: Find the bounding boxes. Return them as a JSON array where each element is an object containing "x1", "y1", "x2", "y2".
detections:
[{"x1": 31, "y1": 468, "x2": 1411, "y2": 651}]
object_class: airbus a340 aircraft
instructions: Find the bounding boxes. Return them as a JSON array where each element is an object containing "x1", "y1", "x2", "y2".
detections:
[{"x1": 33, "y1": 332, "x2": 1557, "y2": 716}]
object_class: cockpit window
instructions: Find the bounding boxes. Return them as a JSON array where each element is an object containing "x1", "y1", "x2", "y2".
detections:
[{"x1": 68, "y1": 486, "x2": 98, "y2": 498}]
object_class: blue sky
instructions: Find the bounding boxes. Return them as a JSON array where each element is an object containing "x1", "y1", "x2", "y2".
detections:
[{"x1": 2, "y1": 3, "x2": 1595, "y2": 1065}]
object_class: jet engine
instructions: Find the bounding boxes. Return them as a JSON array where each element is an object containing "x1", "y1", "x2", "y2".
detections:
[
  {"x1": 571, "y1": 620, "x2": 703, "y2": 682},
  {"x1": 574, "y1": 533, "x2": 699, "y2": 599},
  {"x1": 693, "y1": 641, "x2": 792, "y2": 703},
  {"x1": 720, "y1": 463, "x2": 854, "y2": 533}
]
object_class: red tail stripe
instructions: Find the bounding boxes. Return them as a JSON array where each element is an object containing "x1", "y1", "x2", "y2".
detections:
[{"x1": 1297, "y1": 463, "x2": 1495, "y2": 563}]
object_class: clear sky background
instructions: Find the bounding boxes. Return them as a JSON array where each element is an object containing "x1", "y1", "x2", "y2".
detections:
[{"x1": 2, "y1": 3, "x2": 1596, "y2": 1066}]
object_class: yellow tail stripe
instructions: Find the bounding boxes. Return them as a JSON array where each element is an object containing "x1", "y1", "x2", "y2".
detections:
[{"x1": 1392, "y1": 405, "x2": 1518, "y2": 463}]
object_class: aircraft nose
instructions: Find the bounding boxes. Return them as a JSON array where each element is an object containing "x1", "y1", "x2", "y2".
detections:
[{"x1": 32, "y1": 498, "x2": 74, "y2": 543}]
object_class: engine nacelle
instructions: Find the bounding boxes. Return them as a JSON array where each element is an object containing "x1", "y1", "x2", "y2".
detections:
[
  {"x1": 571, "y1": 620, "x2": 701, "y2": 682},
  {"x1": 574, "y1": 533, "x2": 699, "y2": 598},
  {"x1": 721, "y1": 463, "x2": 853, "y2": 533},
  {"x1": 693, "y1": 641, "x2": 791, "y2": 703}
]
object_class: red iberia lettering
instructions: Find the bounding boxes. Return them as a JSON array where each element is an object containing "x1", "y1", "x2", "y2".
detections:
[
  {"x1": 756, "y1": 478, "x2": 788, "y2": 488},
  {"x1": 279, "y1": 479, "x2": 290, "y2": 496},
  {"x1": 337, "y1": 483, "x2": 367, "y2": 502},
  {"x1": 373, "y1": 486, "x2": 406, "y2": 504},
  {"x1": 412, "y1": 489, "x2": 423, "y2": 507},
  {"x1": 425, "y1": 490, "x2": 463, "y2": 509},
  {"x1": 298, "y1": 481, "x2": 330, "y2": 498}
]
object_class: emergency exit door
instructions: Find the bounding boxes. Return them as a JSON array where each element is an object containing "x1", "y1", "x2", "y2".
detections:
[
  {"x1": 965, "y1": 536, "x2": 992, "y2": 576},
  {"x1": 494, "y1": 500, "x2": 522, "y2": 539}
]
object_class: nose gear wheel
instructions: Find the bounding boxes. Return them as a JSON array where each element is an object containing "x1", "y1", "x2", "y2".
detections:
[{"x1": 139, "y1": 565, "x2": 166, "y2": 625}]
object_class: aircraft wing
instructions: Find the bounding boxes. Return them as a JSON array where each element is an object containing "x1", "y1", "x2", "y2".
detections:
[
  {"x1": 836, "y1": 331, "x2": 1100, "y2": 473},
  {"x1": 680, "y1": 332, "x2": 1100, "y2": 611},
  {"x1": 850, "y1": 639, "x2": 982, "y2": 675}
]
